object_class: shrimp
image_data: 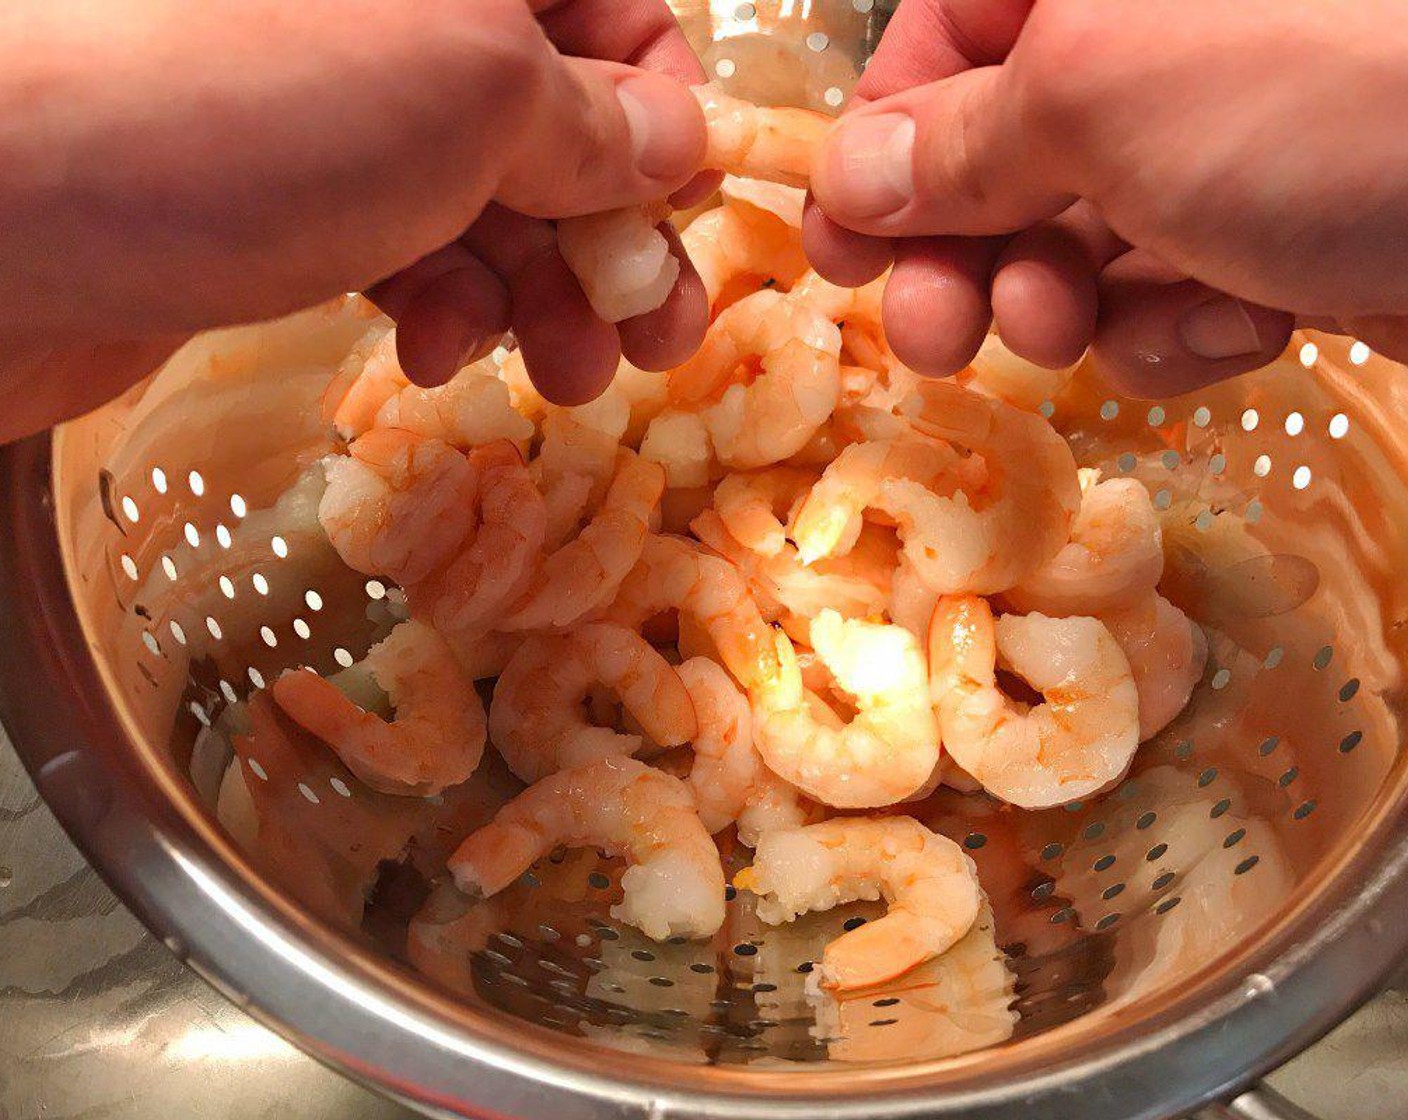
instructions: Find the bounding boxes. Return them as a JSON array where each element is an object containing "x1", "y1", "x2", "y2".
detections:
[
  {"x1": 606, "y1": 534, "x2": 779, "y2": 689},
  {"x1": 751, "y1": 610, "x2": 941, "y2": 808},
  {"x1": 488, "y1": 622, "x2": 697, "y2": 784},
  {"x1": 678, "y1": 657, "x2": 812, "y2": 845},
  {"x1": 319, "y1": 428, "x2": 479, "y2": 585},
  {"x1": 695, "y1": 84, "x2": 831, "y2": 188},
  {"x1": 1102, "y1": 594, "x2": 1207, "y2": 740},
  {"x1": 448, "y1": 755, "x2": 726, "y2": 941},
  {"x1": 271, "y1": 620, "x2": 486, "y2": 796},
  {"x1": 535, "y1": 390, "x2": 632, "y2": 544},
  {"x1": 719, "y1": 174, "x2": 806, "y2": 226},
  {"x1": 375, "y1": 360, "x2": 534, "y2": 449},
  {"x1": 958, "y1": 332, "x2": 1078, "y2": 413},
  {"x1": 557, "y1": 203, "x2": 680, "y2": 322},
  {"x1": 928, "y1": 596, "x2": 1140, "y2": 808},
  {"x1": 889, "y1": 555, "x2": 941, "y2": 640},
  {"x1": 639, "y1": 409, "x2": 713, "y2": 488},
  {"x1": 714, "y1": 466, "x2": 817, "y2": 557},
  {"x1": 1005, "y1": 472, "x2": 1164, "y2": 615},
  {"x1": 681, "y1": 196, "x2": 808, "y2": 311},
  {"x1": 499, "y1": 450, "x2": 664, "y2": 631},
  {"x1": 735, "y1": 817, "x2": 982, "y2": 990},
  {"x1": 328, "y1": 327, "x2": 405, "y2": 438},
  {"x1": 406, "y1": 441, "x2": 546, "y2": 637}
]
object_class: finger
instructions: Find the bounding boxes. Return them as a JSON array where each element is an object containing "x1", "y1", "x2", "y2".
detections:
[
  {"x1": 856, "y1": 0, "x2": 1035, "y2": 100},
  {"x1": 495, "y1": 58, "x2": 706, "y2": 218},
  {"x1": 812, "y1": 68, "x2": 1075, "y2": 238},
  {"x1": 1092, "y1": 262, "x2": 1295, "y2": 399},
  {"x1": 802, "y1": 198, "x2": 894, "y2": 287},
  {"x1": 462, "y1": 206, "x2": 621, "y2": 405},
  {"x1": 617, "y1": 224, "x2": 708, "y2": 371},
  {"x1": 991, "y1": 202, "x2": 1127, "y2": 368},
  {"x1": 393, "y1": 264, "x2": 512, "y2": 387},
  {"x1": 532, "y1": 0, "x2": 719, "y2": 206},
  {"x1": 882, "y1": 236, "x2": 1005, "y2": 376}
]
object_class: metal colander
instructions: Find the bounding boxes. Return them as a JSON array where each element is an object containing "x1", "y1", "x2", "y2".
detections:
[{"x1": 3, "y1": 5, "x2": 1408, "y2": 1120}]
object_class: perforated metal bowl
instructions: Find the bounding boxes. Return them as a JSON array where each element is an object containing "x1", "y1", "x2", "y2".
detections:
[{"x1": 4, "y1": 5, "x2": 1408, "y2": 1120}]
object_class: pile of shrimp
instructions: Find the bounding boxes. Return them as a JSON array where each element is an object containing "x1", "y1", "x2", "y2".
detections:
[{"x1": 272, "y1": 89, "x2": 1207, "y2": 993}]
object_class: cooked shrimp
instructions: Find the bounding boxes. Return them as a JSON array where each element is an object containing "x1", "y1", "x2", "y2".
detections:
[
  {"x1": 407, "y1": 442, "x2": 546, "y2": 637},
  {"x1": 1005, "y1": 472, "x2": 1164, "y2": 615},
  {"x1": 714, "y1": 466, "x2": 817, "y2": 557},
  {"x1": 958, "y1": 332, "x2": 1078, "y2": 413},
  {"x1": 676, "y1": 657, "x2": 811, "y2": 844},
  {"x1": 928, "y1": 596, "x2": 1140, "y2": 808},
  {"x1": 272, "y1": 620, "x2": 485, "y2": 796},
  {"x1": 1102, "y1": 594, "x2": 1207, "y2": 740},
  {"x1": 443, "y1": 628, "x2": 526, "y2": 681},
  {"x1": 319, "y1": 428, "x2": 478, "y2": 585},
  {"x1": 681, "y1": 196, "x2": 808, "y2": 310},
  {"x1": 889, "y1": 555, "x2": 940, "y2": 640},
  {"x1": 500, "y1": 450, "x2": 664, "y2": 631},
  {"x1": 751, "y1": 610, "x2": 941, "y2": 808},
  {"x1": 328, "y1": 327, "x2": 405, "y2": 438},
  {"x1": 375, "y1": 360, "x2": 534, "y2": 449},
  {"x1": 535, "y1": 390, "x2": 632, "y2": 544},
  {"x1": 720, "y1": 175, "x2": 806, "y2": 226},
  {"x1": 695, "y1": 84, "x2": 831, "y2": 188},
  {"x1": 488, "y1": 622, "x2": 697, "y2": 783},
  {"x1": 448, "y1": 755, "x2": 726, "y2": 940},
  {"x1": 639, "y1": 409, "x2": 713, "y2": 488},
  {"x1": 607, "y1": 534, "x2": 778, "y2": 689},
  {"x1": 736, "y1": 817, "x2": 982, "y2": 990},
  {"x1": 557, "y1": 203, "x2": 680, "y2": 323}
]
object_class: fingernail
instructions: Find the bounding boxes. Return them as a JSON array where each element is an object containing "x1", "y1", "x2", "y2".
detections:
[
  {"x1": 1179, "y1": 297, "x2": 1265, "y2": 360},
  {"x1": 821, "y1": 113, "x2": 915, "y2": 219},
  {"x1": 618, "y1": 74, "x2": 706, "y2": 182}
]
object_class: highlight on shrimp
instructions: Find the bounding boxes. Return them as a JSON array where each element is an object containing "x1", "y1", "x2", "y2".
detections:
[{"x1": 557, "y1": 203, "x2": 680, "y2": 323}]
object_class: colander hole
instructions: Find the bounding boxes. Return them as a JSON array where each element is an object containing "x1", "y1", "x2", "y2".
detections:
[
  {"x1": 1241, "y1": 408, "x2": 1259, "y2": 432},
  {"x1": 1246, "y1": 499, "x2": 1264, "y2": 524},
  {"x1": 218, "y1": 576, "x2": 235, "y2": 599},
  {"x1": 1259, "y1": 736, "x2": 1280, "y2": 756},
  {"x1": 1234, "y1": 856, "x2": 1261, "y2": 875},
  {"x1": 648, "y1": 977, "x2": 673, "y2": 988},
  {"x1": 1117, "y1": 452, "x2": 1136, "y2": 473},
  {"x1": 1041, "y1": 842, "x2": 1064, "y2": 860},
  {"x1": 1092, "y1": 855, "x2": 1115, "y2": 872},
  {"x1": 260, "y1": 626, "x2": 278, "y2": 648},
  {"x1": 1102, "y1": 883, "x2": 1125, "y2": 900},
  {"x1": 1175, "y1": 740, "x2": 1194, "y2": 759},
  {"x1": 588, "y1": 872, "x2": 610, "y2": 889},
  {"x1": 1161, "y1": 450, "x2": 1180, "y2": 470},
  {"x1": 183, "y1": 522, "x2": 200, "y2": 548},
  {"x1": 334, "y1": 647, "x2": 354, "y2": 668},
  {"x1": 503, "y1": 973, "x2": 531, "y2": 989},
  {"x1": 330, "y1": 777, "x2": 352, "y2": 798},
  {"x1": 119, "y1": 553, "x2": 139, "y2": 580},
  {"x1": 1294, "y1": 800, "x2": 1317, "y2": 819},
  {"x1": 963, "y1": 832, "x2": 987, "y2": 849},
  {"x1": 796, "y1": 961, "x2": 814, "y2": 973},
  {"x1": 1329, "y1": 413, "x2": 1350, "y2": 439},
  {"x1": 1136, "y1": 811, "x2": 1157, "y2": 830},
  {"x1": 1210, "y1": 798, "x2": 1232, "y2": 818},
  {"x1": 304, "y1": 589, "x2": 324, "y2": 611},
  {"x1": 1194, "y1": 509, "x2": 1215, "y2": 532},
  {"x1": 1284, "y1": 412, "x2": 1305, "y2": 436},
  {"x1": 1100, "y1": 400, "x2": 1119, "y2": 420},
  {"x1": 246, "y1": 758, "x2": 268, "y2": 781},
  {"x1": 168, "y1": 620, "x2": 187, "y2": 645},
  {"x1": 1118, "y1": 781, "x2": 1140, "y2": 800},
  {"x1": 1208, "y1": 453, "x2": 1227, "y2": 474},
  {"x1": 575, "y1": 934, "x2": 592, "y2": 948},
  {"x1": 842, "y1": 916, "x2": 868, "y2": 931},
  {"x1": 1081, "y1": 822, "x2": 1105, "y2": 841},
  {"x1": 689, "y1": 963, "x2": 714, "y2": 974},
  {"x1": 1278, "y1": 767, "x2": 1299, "y2": 788},
  {"x1": 1193, "y1": 406, "x2": 1212, "y2": 428},
  {"x1": 1153, "y1": 488, "x2": 1172, "y2": 511},
  {"x1": 537, "y1": 924, "x2": 561, "y2": 942},
  {"x1": 805, "y1": 31, "x2": 830, "y2": 51},
  {"x1": 1313, "y1": 645, "x2": 1334, "y2": 670},
  {"x1": 1154, "y1": 897, "x2": 1182, "y2": 915},
  {"x1": 293, "y1": 618, "x2": 311, "y2": 640},
  {"x1": 1223, "y1": 828, "x2": 1246, "y2": 848},
  {"x1": 1292, "y1": 465, "x2": 1312, "y2": 490},
  {"x1": 852, "y1": 0, "x2": 874, "y2": 11},
  {"x1": 873, "y1": 997, "x2": 900, "y2": 1007},
  {"x1": 1299, "y1": 342, "x2": 1319, "y2": 367},
  {"x1": 1210, "y1": 667, "x2": 1231, "y2": 689},
  {"x1": 230, "y1": 493, "x2": 247, "y2": 518},
  {"x1": 188, "y1": 470, "x2": 205, "y2": 496},
  {"x1": 1197, "y1": 767, "x2": 1218, "y2": 787},
  {"x1": 1146, "y1": 843, "x2": 1169, "y2": 861},
  {"x1": 1340, "y1": 730, "x2": 1363, "y2": 754},
  {"x1": 1147, "y1": 406, "x2": 1166, "y2": 427},
  {"x1": 734, "y1": 2, "x2": 755, "y2": 18},
  {"x1": 215, "y1": 524, "x2": 232, "y2": 549},
  {"x1": 1340, "y1": 678, "x2": 1360, "y2": 701},
  {"x1": 151, "y1": 467, "x2": 168, "y2": 493},
  {"x1": 1094, "y1": 914, "x2": 1121, "y2": 931},
  {"x1": 219, "y1": 680, "x2": 238, "y2": 704},
  {"x1": 271, "y1": 535, "x2": 289, "y2": 559},
  {"x1": 247, "y1": 667, "x2": 265, "y2": 689},
  {"x1": 1264, "y1": 646, "x2": 1284, "y2": 668},
  {"x1": 121, "y1": 496, "x2": 141, "y2": 523},
  {"x1": 189, "y1": 702, "x2": 210, "y2": 726},
  {"x1": 1151, "y1": 872, "x2": 1176, "y2": 891},
  {"x1": 297, "y1": 782, "x2": 320, "y2": 805},
  {"x1": 365, "y1": 579, "x2": 387, "y2": 601},
  {"x1": 869, "y1": 1018, "x2": 898, "y2": 1028},
  {"x1": 733, "y1": 943, "x2": 758, "y2": 956},
  {"x1": 824, "y1": 86, "x2": 845, "y2": 107},
  {"x1": 1038, "y1": 400, "x2": 1055, "y2": 419},
  {"x1": 1063, "y1": 799, "x2": 1086, "y2": 813},
  {"x1": 1031, "y1": 880, "x2": 1055, "y2": 902},
  {"x1": 715, "y1": 58, "x2": 736, "y2": 78},
  {"x1": 522, "y1": 872, "x2": 541, "y2": 889},
  {"x1": 724, "y1": 885, "x2": 737, "y2": 901},
  {"x1": 141, "y1": 631, "x2": 161, "y2": 656},
  {"x1": 1049, "y1": 907, "x2": 1075, "y2": 925},
  {"x1": 1253, "y1": 454, "x2": 1272, "y2": 477},
  {"x1": 631, "y1": 949, "x2": 655, "y2": 962},
  {"x1": 1350, "y1": 341, "x2": 1371, "y2": 365},
  {"x1": 252, "y1": 573, "x2": 270, "y2": 595}
]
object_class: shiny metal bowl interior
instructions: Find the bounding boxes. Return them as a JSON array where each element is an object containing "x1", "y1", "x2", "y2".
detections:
[{"x1": 5, "y1": 4, "x2": 1408, "y2": 1119}]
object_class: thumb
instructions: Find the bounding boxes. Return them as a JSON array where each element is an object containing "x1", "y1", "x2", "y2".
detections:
[
  {"x1": 811, "y1": 67, "x2": 1075, "y2": 238},
  {"x1": 495, "y1": 58, "x2": 706, "y2": 219}
]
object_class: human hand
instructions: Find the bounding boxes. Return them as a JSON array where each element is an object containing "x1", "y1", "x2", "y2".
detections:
[
  {"x1": 805, "y1": 0, "x2": 1408, "y2": 395},
  {"x1": 0, "y1": 0, "x2": 713, "y2": 442}
]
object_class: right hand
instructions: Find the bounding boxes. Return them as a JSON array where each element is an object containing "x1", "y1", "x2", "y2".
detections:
[{"x1": 806, "y1": 0, "x2": 1408, "y2": 395}]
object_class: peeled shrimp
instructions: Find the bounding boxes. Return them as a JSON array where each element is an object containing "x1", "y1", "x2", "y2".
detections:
[
  {"x1": 499, "y1": 450, "x2": 664, "y2": 631},
  {"x1": 535, "y1": 390, "x2": 632, "y2": 544},
  {"x1": 681, "y1": 195, "x2": 808, "y2": 310},
  {"x1": 1102, "y1": 593, "x2": 1207, "y2": 740},
  {"x1": 889, "y1": 555, "x2": 941, "y2": 640},
  {"x1": 607, "y1": 534, "x2": 779, "y2": 689},
  {"x1": 959, "y1": 332, "x2": 1078, "y2": 413},
  {"x1": 639, "y1": 409, "x2": 713, "y2": 489},
  {"x1": 751, "y1": 610, "x2": 941, "y2": 808},
  {"x1": 714, "y1": 466, "x2": 817, "y2": 557},
  {"x1": 928, "y1": 596, "x2": 1139, "y2": 808},
  {"x1": 406, "y1": 441, "x2": 546, "y2": 637},
  {"x1": 488, "y1": 622, "x2": 697, "y2": 784},
  {"x1": 319, "y1": 428, "x2": 478, "y2": 585},
  {"x1": 1005, "y1": 472, "x2": 1164, "y2": 615},
  {"x1": 677, "y1": 657, "x2": 812, "y2": 845},
  {"x1": 328, "y1": 327, "x2": 405, "y2": 438},
  {"x1": 557, "y1": 203, "x2": 680, "y2": 323},
  {"x1": 272, "y1": 620, "x2": 485, "y2": 796},
  {"x1": 736, "y1": 817, "x2": 982, "y2": 990},
  {"x1": 695, "y1": 84, "x2": 831, "y2": 188},
  {"x1": 448, "y1": 755, "x2": 725, "y2": 940},
  {"x1": 375, "y1": 361, "x2": 534, "y2": 449}
]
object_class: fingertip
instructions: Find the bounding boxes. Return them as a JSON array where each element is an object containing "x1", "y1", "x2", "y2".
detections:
[
  {"x1": 991, "y1": 232, "x2": 1098, "y2": 369},
  {"x1": 802, "y1": 199, "x2": 893, "y2": 287},
  {"x1": 618, "y1": 225, "x2": 708, "y2": 371},
  {"x1": 394, "y1": 267, "x2": 510, "y2": 387},
  {"x1": 510, "y1": 251, "x2": 622, "y2": 406},
  {"x1": 670, "y1": 170, "x2": 724, "y2": 210},
  {"x1": 881, "y1": 237, "x2": 999, "y2": 376},
  {"x1": 615, "y1": 68, "x2": 709, "y2": 186}
]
